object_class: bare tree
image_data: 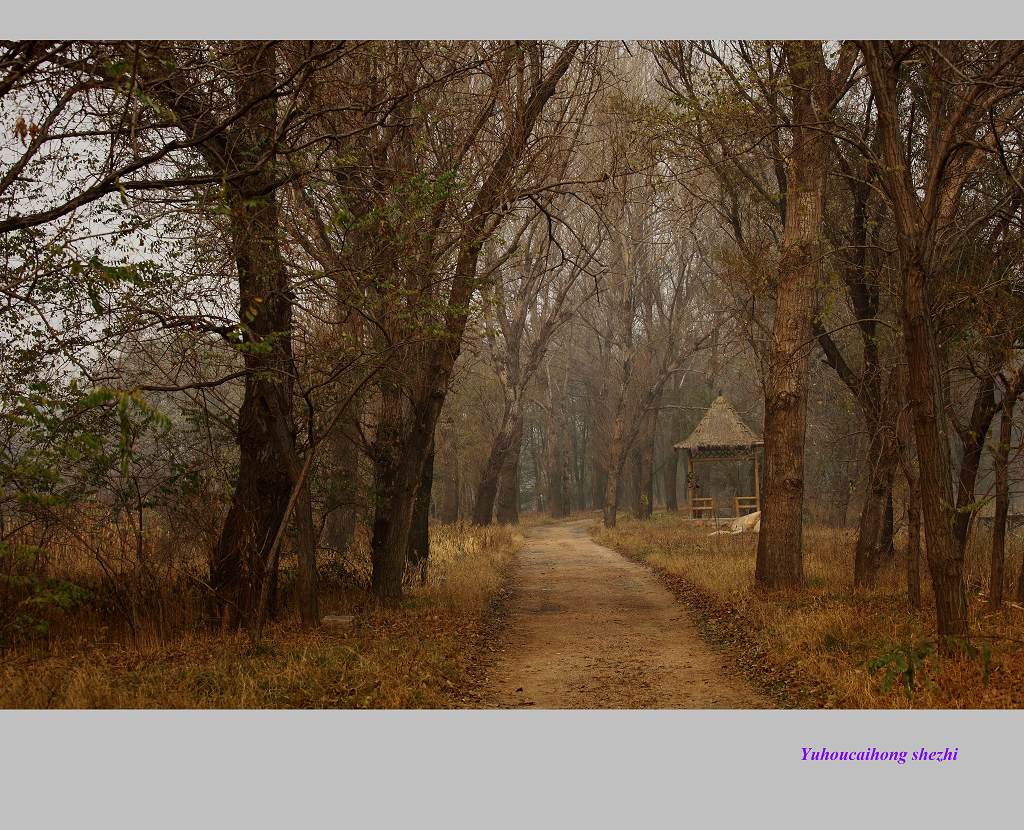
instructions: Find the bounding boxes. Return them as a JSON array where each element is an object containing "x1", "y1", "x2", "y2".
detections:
[
  {"x1": 862, "y1": 39, "x2": 1024, "y2": 647},
  {"x1": 470, "y1": 206, "x2": 600, "y2": 525}
]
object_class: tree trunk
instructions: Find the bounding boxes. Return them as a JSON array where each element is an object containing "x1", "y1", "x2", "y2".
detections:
[
  {"x1": 602, "y1": 400, "x2": 627, "y2": 528},
  {"x1": 369, "y1": 384, "x2": 422, "y2": 604},
  {"x1": 755, "y1": 43, "x2": 827, "y2": 590},
  {"x1": 495, "y1": 418, "x2": 522, "y2": 524},
  {"x1": 903, "y1": 261, "x2": 969, "y2": 647},
  {"x1": 366, "y1": 42, "x2": 579, "y2": 603},
  {"x1": 906, "y1": 471, "x2": 922, "y2": 610},
  {"x1": 990, "y1": 390, "x2": 1016, "y2": 610},
  {"x1": 953, "y1": 376, "x2": 997, "y2": 549},
  {"x1": 406, "y1": 437, "x2": 434, "y2": 586},
  {"x1": 209, "y1": 44, "x2": 296, "y2": 630},
  {"x1": 882, "y1": 493, "x2": 894, "y2": 558},
  {"x1": 854, "y1": 372, "x2": 900, "y2": 587},
  {"x1": 370, "y1": 436, "x2": 429, "y2": 603},
  {"x1": 471, "y1": 397, "x2": 523, "y2": 525}
]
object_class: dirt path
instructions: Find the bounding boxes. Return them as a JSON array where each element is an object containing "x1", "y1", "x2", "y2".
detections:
[{"x1": 482, "y1": 519, "x2": 768, "y2": 708}]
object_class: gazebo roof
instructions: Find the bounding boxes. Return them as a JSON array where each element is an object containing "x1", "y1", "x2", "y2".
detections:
[{"x1": 674, "y1": 395, "x2": 763, "y2": 453}]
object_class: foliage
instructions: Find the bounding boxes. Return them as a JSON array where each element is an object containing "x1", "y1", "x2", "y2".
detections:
[
  {"x1": 868, "y1": 641, "x2": 935, "y2": 696},
  {"x1": 0, "y1": 542, "x2": 91, "y2": 645}
]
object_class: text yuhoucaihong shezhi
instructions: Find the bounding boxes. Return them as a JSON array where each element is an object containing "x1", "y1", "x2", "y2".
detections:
[{"x1": 801, "y1": 747, "x2": 958, "y2": 765}]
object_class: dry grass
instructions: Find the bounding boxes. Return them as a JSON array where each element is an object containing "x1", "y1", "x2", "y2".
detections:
[
  {"x1": 594, "y1": 513, "x2": 1024, "y2": 708},
  {"x1": 0, "y1": 522, "x2": 520, "y2": 708}
]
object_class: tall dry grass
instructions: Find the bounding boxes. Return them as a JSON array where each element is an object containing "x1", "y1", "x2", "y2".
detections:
[
  {"x1": 0, "y1": 520, "x2": 520, "y2": 708},
  {"x1": 595, "y1": 513, "x2": 1024, "y2": 708}
]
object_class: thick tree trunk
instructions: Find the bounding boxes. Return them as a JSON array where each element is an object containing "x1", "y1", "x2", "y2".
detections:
[
  {"x1": 369, "y1": 384, "x2": 421, "y2": 604},
  {"x1": 895, "y1": 367, "x2": 922, "y2": 611},
  {"x1": 755, "y1": 44, "x2": 826, "y2": 590},
  {"x1": 882, "y1": 493, "x2": 894, "y2": 557},
  {"x1": 495, "y1": 418, "x2": 523, "y2": 524},
  {"x1": 854, "y1": 477, "x2": 892, "y2": 586},
  {"x1": 406, "y1": 437, "x2": 434, "y2": 586},
  {"x1": 209, "y1": 45, "x2": 296, "y2": 630},
  {"x1": 370, "y1": 439, "x2": 430, "y2": 602},
  {"x1": 906, "y1": 472, "x2": 922, "y2": 610},
  {"x1": 903, "y1": 261, "x2": 969, "y2": 647},
  {"x1": 990, "y1": 391, "x2": 1016, "y2": 610}
]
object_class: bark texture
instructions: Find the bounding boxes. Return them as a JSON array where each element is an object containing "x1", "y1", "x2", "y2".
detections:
[
  {"x1": 902, "y1": 262, "x2": 969, "y2": 641},
  {"x1": 755, "y1": 42, "x2": 829, "y2": 589},
  {"x1": 206, "y1": 44, "x2": 301, "y2": 629}
]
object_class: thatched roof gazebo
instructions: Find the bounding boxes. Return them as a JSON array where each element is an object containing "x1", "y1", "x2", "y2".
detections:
[{"x1": 673, "y1": 394, "x2": 764, "y2": 518}]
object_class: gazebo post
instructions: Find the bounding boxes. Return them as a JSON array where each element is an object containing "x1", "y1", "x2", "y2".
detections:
[{"x1": 687, "y1": 450, "x2": 695, "y2": 512}]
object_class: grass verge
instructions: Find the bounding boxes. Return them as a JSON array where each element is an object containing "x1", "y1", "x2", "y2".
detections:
[
  {"x1": 0, "y1": 522, "x2": 520, "y2": 709},
  {"x1": 594, "y1": 513, "x2": 1024, "y2": 708}
]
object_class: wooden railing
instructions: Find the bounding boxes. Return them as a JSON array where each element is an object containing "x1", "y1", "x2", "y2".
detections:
[
  {"x1": 734, "y1": 496, "x2": 759, "y2": 516},
  {"x1": 689, "y1": 497, "x2": 715, "y2": 519}
]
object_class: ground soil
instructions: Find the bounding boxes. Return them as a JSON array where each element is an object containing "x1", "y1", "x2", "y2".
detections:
[{"x1": 479, "y1": 519, "x2": 768, "y2": 708}]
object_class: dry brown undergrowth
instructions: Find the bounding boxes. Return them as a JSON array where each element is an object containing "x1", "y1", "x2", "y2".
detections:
[
  {"x1": 0, "y1": 523, "x2": 520, "y2": 709},
  {"x1": 594, "y1": 513, "x2": 1024, "y2": 708}
]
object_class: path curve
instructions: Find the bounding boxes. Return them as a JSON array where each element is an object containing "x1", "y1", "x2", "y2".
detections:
[{"x1": 482, "y1": 519, "x2": 767, "y2": 708}]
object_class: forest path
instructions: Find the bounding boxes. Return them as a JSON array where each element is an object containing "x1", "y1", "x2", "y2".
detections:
[{"x1": 481, "y1": 519, "x2": 767, "y2": 708}]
